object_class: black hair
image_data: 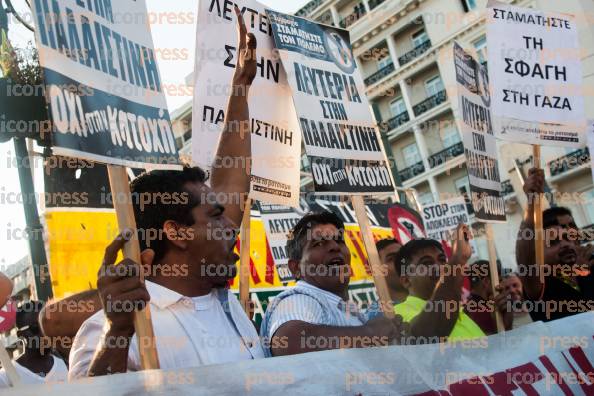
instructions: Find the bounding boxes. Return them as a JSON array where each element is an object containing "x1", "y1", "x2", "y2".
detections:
[
  {"x1": 16, "y1": 300, "x2": 45, "y2": 327},
  {"x1": 543, "y1": 207, "x2": 576, "y2": 230},
  {"x1": 130, "y1": 166, "x2": 208, "y2": 262},
  {"x1": 469, "y1": 260, "x2": 491, "y2": 287},
  {"x1": 376, "y1": 238, "x2": 400, "y2": 252},
  {"x1": 393, "y1": 239, "x2": 444, "y2": 276},
  {"x1": 286, "y1": 211, "x2": 345, "y2": 261}
]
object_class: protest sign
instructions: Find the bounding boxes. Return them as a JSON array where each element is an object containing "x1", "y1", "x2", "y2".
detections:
[
  {"x1": 487, "y1": 1, "x2": 586, "y2": 147},
  {"x1": 7, "y1": 312, "x2": 594, "y2": 395},
  {"x1": 30, "y1": 0, "x2": 179, "y2": 168},
  {"x1": 192, "y1": 0, "x2": 301, "y2": 207},
  {"x1": 257, "y1": 202, "x2": 302, "y2": 282},
  {"x1": 267, "y1": 10, "x2": 395, "y2": 194},
  {"x1": 387, "y1": 203, "x2": 426, "y2": 243},
  {"x1": 422, "y1": 197, "x2": 470, "y2": 241},
  {"x1": 454, "y1": 43, "x2": 506, "y2": 223}
]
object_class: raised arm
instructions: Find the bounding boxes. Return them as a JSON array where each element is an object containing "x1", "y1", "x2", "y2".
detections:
[
  {"x1": 516, "y1": 168, "x2": 545, "y2": 300},
  {"x1": 408, "y1": 224, "x2": 471, "y2": 341},
  {"x1": 210, "y1": 6, "x2": 257, "y2": 226}
]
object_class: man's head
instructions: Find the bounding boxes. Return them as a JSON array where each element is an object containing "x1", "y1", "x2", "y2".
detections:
[
  {"x1": 469, "y1": 260, "x2": 496, "y2": 299},
  {"x1": 16, "y1": 301, "x2": 48, "y2": 354},
  {"x1": 376, "y1": 239, "x2": 407, "y2": 299},
  {"x1": 130, "y1": 167, "x2": 239, "y2": 286},
  {"x1": 395, "y1": 239, "x2": 446, "y2": 300},
  {"x1": 286, "y1": 211, "x2": 351, "y2": 296},
  {"x1": 543, "y1": 207, "x2": 579, "y2": 266},
  {"x1": 503, "y1": 273, "x2": 523, "y2": 302}
]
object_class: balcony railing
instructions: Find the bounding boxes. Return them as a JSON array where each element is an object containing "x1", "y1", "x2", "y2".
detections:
[
  {"x1": 501, "y1": 180, "x2": 514, "y2": 196},
  {"x1": 413, "y1": 90, "x2": 447, "y2": 117},
  {"x1": 385, "y1": 111, "x2": 410, "y2": 132},
  {"x1": 398, "y1": 161, "x2": 425, "y2": 182},
  {"x1": 548, "y1": 148, "x2": 591, "y2": 177},
  {"x1": 364, "y1": 62, "x2": 395, "y2": 86},
  {"x1": 369, "y1": 0, "x2": 387, "y2": 10},
  {"x1": 428, "y1": 142, "x2": 464, "y2": 168},
  {"x1": 339, "y1": 5, "x2": 367, "y2": 28},
  {"x1": 398, "y1": 40, "x2": 432, "y2": 66},
  {"x1": 296, "y1": 0, "x2": 324, "y2": 16}
]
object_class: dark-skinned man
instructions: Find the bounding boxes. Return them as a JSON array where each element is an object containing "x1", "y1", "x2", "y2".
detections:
[
  {"x1": 516, "y1": 168, "x2": 594, "y2": 322},
  {"x1": 260, "y1": 212, "x2": 407, "y2": 357},
  {"x1": 365, "y1": 238, "x2": 407, "y2": 320},
  {"x1": 394, "y1": 224, "x2": 485, "y2": 342},
  {"x1": 68, "y1": 6, "x2": 263, "y2": 379},
  {"x1": 0, "y1": 301, "x2": 67, "y2": 387}
]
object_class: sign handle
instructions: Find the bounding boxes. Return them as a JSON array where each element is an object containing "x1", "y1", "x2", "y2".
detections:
[
  {"x1": 532, "y1": 146, "x2": 545, "y2": 284},
  {"x1": 0, "y1": 339, "x2": 20, "y2": 387},
  {"x1": 485, "y1": 224, "x2": 505, "y2": 333},
  {"x1": 239, "y1": 198, "x2": 252, "y2": 316},
  {"x1": 351, "y1": 195, "x2": 395, "y2": 319},
  {"x1": 107, "y1": 165, "x2": 160, "y2": 370}
]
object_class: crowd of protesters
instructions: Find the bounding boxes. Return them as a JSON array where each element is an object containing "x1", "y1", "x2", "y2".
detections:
[{"x1": 0, "y1": 6, "x2": 592, "y2": 387}]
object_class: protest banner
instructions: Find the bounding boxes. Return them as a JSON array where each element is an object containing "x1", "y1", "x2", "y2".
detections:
[
  {"x1": 487, "y1": 1, "x2": 586, "y2": 148},
  {"x1": 267, "y1": 9, "x2": 396, "y2": 317},
  {"x1": 192, "y1": 0, "x2": 301, "y2": 207},
  {"x1": 266, "y1": 10, "x2": 395, "y2": 194},
  {"x1": 387, "y1": 203, "x2": 426, "y2": 243},
  {"x1": 257, "y1": 202, "x2": 302, "y2": 283},
  {"x1": 453, "y1": 43, "x2": 506, "y2": 224},
  {"x1": 7, "y1": 312, "x2": 594, "y2": 395},
  {"x1": 421, "y1": 197, "x2": 470, "y2": 242},
  {"x1": 29, "y1": 0, "x2": 183, "y2": 369}
]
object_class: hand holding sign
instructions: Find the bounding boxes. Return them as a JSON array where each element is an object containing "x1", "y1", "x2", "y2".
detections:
[{"x1": 232, "y1": 6, "x2": 258, "y2": 89}]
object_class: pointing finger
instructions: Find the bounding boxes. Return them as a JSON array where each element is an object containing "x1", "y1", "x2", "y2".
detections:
[{"x1": 235, "y1": 5, "x2": 247, "y2": 49}]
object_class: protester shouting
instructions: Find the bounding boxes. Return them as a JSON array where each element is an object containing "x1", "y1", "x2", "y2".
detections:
[
  {"x1": 516, "y1": 168, "x2": 594, "y2": 322},
  {"x1": 67, "y1": 6, "x2": 265, "y2": 379},
  {"x1": 394, "y1": 224, "x2": 485, "y2": 342},
  {"x1": 260, "y1": 211, "x2": 407, "y2": 357}
]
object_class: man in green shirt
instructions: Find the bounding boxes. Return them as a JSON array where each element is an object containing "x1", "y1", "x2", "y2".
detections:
[{"x1": 394, "y1": 224, "x2": 485, "y2": 343}]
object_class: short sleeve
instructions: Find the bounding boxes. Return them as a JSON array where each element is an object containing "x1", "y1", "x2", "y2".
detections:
[{"x1": 266, "y1": 294, "x2": 326, "y2": 338}]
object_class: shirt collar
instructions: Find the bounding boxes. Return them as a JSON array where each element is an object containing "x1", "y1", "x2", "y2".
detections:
[
  {"x1": 296, "y1": 280, "x2": 346, "y2": 306},
  {"x1": 145, "y1": 280, "x2": 186, "y2": 309}
]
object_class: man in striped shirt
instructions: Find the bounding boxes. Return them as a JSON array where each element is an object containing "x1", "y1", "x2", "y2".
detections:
[{"x1": 261, "y1": 211, "x2": 406, "y2": 357}]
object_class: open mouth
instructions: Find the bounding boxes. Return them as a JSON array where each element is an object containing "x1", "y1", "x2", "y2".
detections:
[{"x1": 327, "y1": 256, "x2": 346, "y2": 267}]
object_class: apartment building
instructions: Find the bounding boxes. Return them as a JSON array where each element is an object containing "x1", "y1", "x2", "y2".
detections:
[{"x1": 174, "y1": 0, "x2": 594, "y2": 269}]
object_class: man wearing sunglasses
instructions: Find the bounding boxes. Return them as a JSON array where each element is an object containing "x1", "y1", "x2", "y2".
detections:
[{"x1": 0, "y1": 301, "x2": 67, "y2": 387}]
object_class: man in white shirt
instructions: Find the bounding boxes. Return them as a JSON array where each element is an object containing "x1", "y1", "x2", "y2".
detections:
[
  {"x1": 261, "y1": 212, "x2": 406, "y2": 357},
  {"x1": 69, "y1": 6, "x2": 263, "y2": 379},
  {"x1": 0, "y1": 301, "x2": 68, "y2": 387}
]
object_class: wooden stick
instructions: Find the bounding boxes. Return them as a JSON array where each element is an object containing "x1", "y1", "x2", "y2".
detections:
[
  {"x1": 107, "y1": 165, "x2": 160, "y2": 370},
  {"x1": 486, "y1": 224, "x2": 505, "y2": 333},
  {"x1": 351, "y1": 195, "x2": 395, "y2": 319},
  {"x1": 532, "y1": 146, "x2": 545, "y2": 285},
  {"x1": 239, "y1": 198, "x2": 252, "y2": 316},
  {"x1": 0, "y1": 340, "x2": 20, "y2": 387}
]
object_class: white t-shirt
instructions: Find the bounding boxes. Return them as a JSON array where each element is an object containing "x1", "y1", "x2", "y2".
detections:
[
  {"x1": 69, "y1": 281, "x2": 264, "y2": 380},
  {"x1": 0, "y1": 355, "x2": 68, "y2": 387}
]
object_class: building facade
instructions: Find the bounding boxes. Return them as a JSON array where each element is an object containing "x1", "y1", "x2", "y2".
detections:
[{"x1": 175, "y1": 0, "x2": 594, "y2": 270}]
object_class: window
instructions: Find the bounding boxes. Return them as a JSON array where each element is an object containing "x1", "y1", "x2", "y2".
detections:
[
  {"x1": 425, "y1": 76, "x2": 444, "y2": 97},
  {"x1": 389, "y1": 97, "x2": 407, "y2": 117},
  {"x1": 581, "y1": 188, "x2": 594, "y2": 225},
  {"x1": 412, "y1": 30, "x2": 429, "y2": 48},
  {"x1": 402, "y1": 143, "x2": 422, "y2": 167},
  {"x1": 417, "y1": 192, "x2": 434, "y2": 206},
  {"x1": 377, "y1": 53, "x2": 392, "y2": 70},
  {"x1": 441, "y1": 123, "x2": 461, "y2": 148},
  {"x1": 474, "y1": 36, "x2": 487, "y2": 64},
  {"x1": 455, "y1": 176, "x2": 471, "y2": 196}
]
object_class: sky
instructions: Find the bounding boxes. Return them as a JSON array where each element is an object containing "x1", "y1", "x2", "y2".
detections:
[{"x1": 0, "y1": 0, "x2": 311, "y2": 268}]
